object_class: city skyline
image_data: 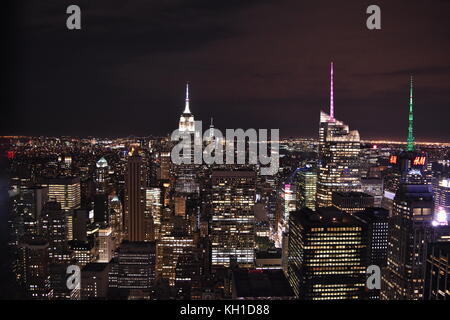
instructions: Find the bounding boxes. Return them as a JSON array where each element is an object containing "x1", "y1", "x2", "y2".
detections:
[
  {"x1": 2, "y1": 0, "x2": 450, "y2": 305},
  {"x1": 3, "y1": 0, "x2": 450, "y2": 141}
]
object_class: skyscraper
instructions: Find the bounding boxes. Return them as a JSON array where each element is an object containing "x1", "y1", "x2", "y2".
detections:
[
  {"x1": 316, "y1": 63, "x2": 361, "y2": 208},
  {"x1": 211, "y1": 170, "x2": 256, "y2": 268},
  {"x1": 382, "y1": 184, "x2": 434, "y2": 300},
  {"x1": 423, "y1": 242, "x2": 450, "y2": 300},
  {"x1": 95, "y1": 157, "x2": 109, "y2": 194},
  {"x1": 382, "y1": 78, "x2": 436, "y2": 300},
  {"x1": 288, "y1": 207, "x2": 368, "y2": 300},
  {"x1": 434, "y1": 178, "x2": 450, "y2": 213},
  {"x1": 18, "y1": 236, "x2": 52, "y2": 300},
  {"x1": 382, "y1": 78, "x2": 429, "y2": 214},
  {"x1": 354, "y1": 207, "x2": 389, "y2": 300},
  {"x1": 109, "y1": 241, "x2": 156, "y2": 300},
  {"x1": 178, "y1": 83, "x2": 195, "y2": 133},
  {"x1": 174, "y1": 83, "x2": 199, "y2": 194},
  {"x1": 146, "y1": 187, "x2": 162, "y2": 240},
  {"x1": 97, "y1": 227, "x2": 115, "y2": 263},
  {"x1": 297, "y1": 166, "x2": 317, "y2": 211},
  {"x1": 124, "y1": 149, "x2": 148, "y2": 242},
  {"x1": 40, "y1": 201, "x2": 69, "y2": 264},
  {"x1": 157, "y1": 213, "x2": 195, "y2": 286},
  {"x1": 43, "y1": 177, "x2": 81, "y2": 211}
]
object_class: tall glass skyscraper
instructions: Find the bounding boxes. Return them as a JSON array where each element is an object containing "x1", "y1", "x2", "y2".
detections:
[{"x1": 316, "y1": 63, "x2": 361, "y2": 208}]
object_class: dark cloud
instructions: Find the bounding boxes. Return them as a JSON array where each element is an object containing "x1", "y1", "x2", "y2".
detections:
[{"x1": 2, "y1": 0, "x2": 450, "y2": 141}]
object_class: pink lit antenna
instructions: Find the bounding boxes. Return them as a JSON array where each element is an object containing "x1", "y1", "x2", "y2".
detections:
[{"x1": 330, "y1": 62, "x2": 334, "y2": 120}]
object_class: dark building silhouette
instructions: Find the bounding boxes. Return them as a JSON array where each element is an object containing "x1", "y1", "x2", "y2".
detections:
[
  {"x1": 124, "y1": 151, "x2": 147, "y2": 242},
  {"x1": 423, "y1": 242, "x2": 450, "y2": 300}
]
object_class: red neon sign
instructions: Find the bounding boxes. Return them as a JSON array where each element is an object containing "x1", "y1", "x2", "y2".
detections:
[
  {"x1": 7, "y1": 151, "x2": 15, "y2": 160},
  {"x1": 413, "y1": 156, "x2": 426, "y2": 166},
  {"x1": 389, "y1": 155, "x2": 397, "y2": 164}
]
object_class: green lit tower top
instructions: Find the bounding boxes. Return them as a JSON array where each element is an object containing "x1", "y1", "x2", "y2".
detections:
[{"x1": 406, "y1": 76, "x2": 415, "y2": 152}]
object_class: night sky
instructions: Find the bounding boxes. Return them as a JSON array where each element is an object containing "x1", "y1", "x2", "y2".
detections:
[{"x1": 3, "y1": 0, "x2": 450, "y2": 141}]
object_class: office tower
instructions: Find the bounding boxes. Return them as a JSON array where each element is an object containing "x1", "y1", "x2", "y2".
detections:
[
  {"x1": 72, "y1": 209, "x2": 88, "y2": 242},
  {"x1": 331, "y1": 191, "x2": 374, "y2": 214},
  {"x1": 95, "y1": 157, "x2": 109, "y2": 194},
  {"x1": 279, "y1": 184, "x2": 296, "y2": 232},
  {"x1": 423, "y1": 242, "x2": 450, "y2": 300},
  {"x1": 124, "y1": 149, "x2": 147, "y2": 242},
  {"x1": 174, "y1": 250, "x2": 203, "y2": 298},
  {"x1": 109, "y1": 195, "x2": 124, "y2": 246},
  {"x1": 18, "y1": 186, "x2": 48, "y2": 222},
  {"x1": 43, "y1": 177, "x2": 81, "y2": 210},
  {"x1": 297, "y1": 166, "x2": 317, "y2": 211},
  {"x1": 288, "y1": 207, "x2": 368, "y2": 300},
  {"x1": 316, "y1": 63, "x2": 361, "y2": 208},
  {"x1": 18, "y1": 236, "x2": 52, "y2": 300},
  {"x1": 40, "y1": 201, "x2": 79, "y2": 300},
  {"x1": 354, "y1": 208, "x2": 389, "y2": 300},
  {"x1": 80, "y1": 177, "x2": 95, "y2": 210},
  {"x1": 10, "y1": 186, "x2": 48, "y2": 249},
  {"x1": 146, "y1": 187, "x2": 162, "y2": 240},
  {"x1": 382, "y1": 78, "x2": 436, "y2": 300},
  {"x1": 157, "y1": 214, "x2": 195, "y2": 286},
  {"x1": 81, "y1": 263, "x2": 110, "y2": 300},
  {"x1": 434, "y1": 178, "x2": 450, "y2": 212},
  {"x1": 110, "y1": 241, "x2": 156, "y2": 299},
  {"x1": 69, "y1": 240, "x2": 97, "y2": 267},
  {"x1": 382, "y1": 184, "x2": 434, "y2": 300},
  {"x1": 94, "y1": 193, "x2": 109, "y2": 225},
  {"x1": 40, "y1": 201, "x2": 69, "y2": 264},
  {"x1": 211, "y1": 170, "x2": 256, "y2": 268},
  {"x1": 98, "y1": 227, "x2": 115, "y2": 263},
  {"x1": 158, "y1": 150, "x2": 171, "y2": 181},
  {"x1": 361, "y1": 178, "x2": 383, "y2": 207}
]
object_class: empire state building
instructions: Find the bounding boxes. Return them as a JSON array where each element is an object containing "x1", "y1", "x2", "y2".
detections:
[
  {"x1": 175, "y1": 83, "x2": 199, "y2": 194},
  {"x1": 179, "y1": 83, "x2": 195, "y2": 133}
]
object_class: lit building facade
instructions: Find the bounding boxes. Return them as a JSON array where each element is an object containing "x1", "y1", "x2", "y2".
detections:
[
  {"x1": 211, "y1": 170, "x2": 256, "y2": 268},
  {"x1": 297, "y1": 167, "x2": 317, "y2": 211},
  {"x1": 43, "y1": 177, "x2": 81, "y2": 211},
  {"x1": 288, "y1": 207, "x2": 368, "y2": 300},
  {"x1": 434, "y1": 178, "x2": 450, "y2": 213},
  {"x1": 98, "y1": 227, "x2": 115, "y2": 263}
]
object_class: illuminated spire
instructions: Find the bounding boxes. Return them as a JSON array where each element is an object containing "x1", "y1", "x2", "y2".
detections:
[
  {"x1": 406, "y1": 76, "x2": 415, "y2": 151},
  {"x1": 183, "y1": 82, "x2": 191, "y2": 114},
  {"x1": 330, "y1": 61, "x2": 335, "y2": 120},
  {"x1": 209, "y1": 117, "x2": 214, "y2": 138}
]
